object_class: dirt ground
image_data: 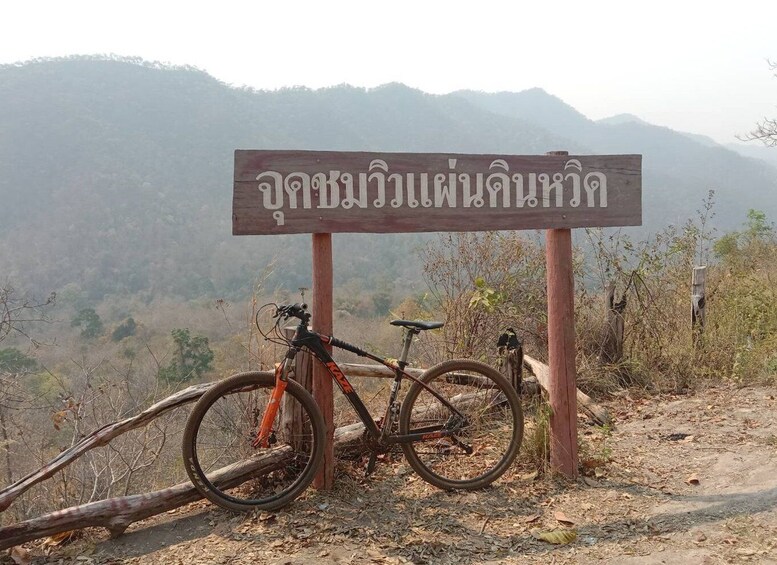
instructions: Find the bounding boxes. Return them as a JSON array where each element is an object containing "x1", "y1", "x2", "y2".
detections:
[{"x1": 5, "y1": 382, "x2": 777, "y2": 564}]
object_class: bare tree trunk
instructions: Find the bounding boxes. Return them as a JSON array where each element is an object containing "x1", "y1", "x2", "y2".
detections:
[{"x1": 600, "y1": 282, "x2": 626, "y2": 364}]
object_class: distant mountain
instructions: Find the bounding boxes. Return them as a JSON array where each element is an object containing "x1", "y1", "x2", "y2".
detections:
[
  {"x1": 597, "y1": 114, "x2": 651, "y2": 127},
  {"x1": 451, "y1": 88, "x2": 594, "y2": 142},
  {"x1": 1, "y1": 56, "x2": 776, "y2": 303},
  {"x1": 452, "y1": 90, "x2": 777, "y2": 231},
  {"x1": 725, "y1": 142, "x2": 777, "y2": 168}
]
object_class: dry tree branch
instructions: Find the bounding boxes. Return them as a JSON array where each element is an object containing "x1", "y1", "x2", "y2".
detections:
[{"x1": 0, "y1": 380, "x2": 217, "y2": 512}]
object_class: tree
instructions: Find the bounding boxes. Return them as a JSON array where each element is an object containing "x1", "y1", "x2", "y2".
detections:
[
  {"x1": 714, "y1": 209, "x2": 775, "y2": 266},
  {"x1": 744, "y1": 61, "x2": 777, "y2": 146},
  {"x1": 71, "y1": 308, "x2": 104, "y2": 339},
  {"x1": 158, "y1": 329, "x2": 214, "y2": 384},
  {"x1": 111, "y1": 317, "x2": 137, "y2": 342},
  {"x1": 0, "y1": 348, "x2": 38, "y2": 373}
]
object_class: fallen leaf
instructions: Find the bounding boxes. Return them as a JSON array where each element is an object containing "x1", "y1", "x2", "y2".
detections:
[
  {"x1": 9, "y1": 547, "x2": 31, "y2": 565},
  {"x1": 554, "y1": 511, "x2": 575, "y2": 526},
  {"x1": 524, "y1": 512, "x2": 542, "y2": 523},
  {"x1": 257, "y1": 512, "x2": 277, "y2": 523},
  {"x1": 43, "y1": 530, "x2": 78, "y2": 547},
  {"x1": 532, "y1": 529, "x2": 578, "y2": 545}
]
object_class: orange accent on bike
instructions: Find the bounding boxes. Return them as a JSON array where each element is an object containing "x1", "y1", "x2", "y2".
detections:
[
  {"x1": 253, "y1": 365, "x2": 288, "y2": 448},
  {"x1": 326, "y1": 361, "x2": 354, "y2": 393},
  {"x1": 422, "y1": 431, "x2": 444, "y2": 440}
]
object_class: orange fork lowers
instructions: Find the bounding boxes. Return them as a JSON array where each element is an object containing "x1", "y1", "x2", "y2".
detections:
[{"x1": 252, "y1": 363, "x2": 288, "y2": 448}]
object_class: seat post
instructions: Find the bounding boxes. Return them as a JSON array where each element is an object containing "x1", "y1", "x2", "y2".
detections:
[{"x1": 398, "y1": 328, "x2": 419, "y2": 368}]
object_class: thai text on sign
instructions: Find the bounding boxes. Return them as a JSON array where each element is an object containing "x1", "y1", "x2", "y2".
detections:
[{"x1": 233, "y1": 150, "x2": 642, "y2": 235}]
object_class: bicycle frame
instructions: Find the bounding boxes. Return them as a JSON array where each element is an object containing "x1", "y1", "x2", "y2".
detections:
[{"x1": 267, "y1": 320, "x2": 468, "y2": 446}]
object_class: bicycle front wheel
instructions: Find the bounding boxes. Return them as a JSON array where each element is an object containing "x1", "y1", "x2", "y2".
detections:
[
  {"x1": 183, "y1": 371, "x2": 325, "y2": 512},
  {"x1": 399, "y1": 359, "x2": 523, "y2": 490}
]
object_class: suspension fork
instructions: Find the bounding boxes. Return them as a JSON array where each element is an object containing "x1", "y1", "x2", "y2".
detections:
[{"x1": 252, "y1": 353, "x2": 294, "y2": 448}]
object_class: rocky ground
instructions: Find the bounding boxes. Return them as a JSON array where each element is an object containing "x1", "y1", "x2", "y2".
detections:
[{"x1": 5, "y1": 382, "x2": 777, "y2": 564}]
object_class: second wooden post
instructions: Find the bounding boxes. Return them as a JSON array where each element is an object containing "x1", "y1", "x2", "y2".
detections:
[{"x1": 546, "y1": 228, "x2": 578, "y2": 479}]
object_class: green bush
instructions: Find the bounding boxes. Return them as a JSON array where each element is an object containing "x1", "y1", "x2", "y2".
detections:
[
  {"x1": 71, "y1": 307, "x2": 104, "y2": 338},
  {"x1": 158, "y1": 328, "x2": 214, "y2": 384}
]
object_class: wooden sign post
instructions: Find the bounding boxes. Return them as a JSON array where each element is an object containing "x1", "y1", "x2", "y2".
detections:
[
  {"x1": 234, "y1": 149, "x2": 642, "y2": 482},
  {"x1": 546, "y1": 227, "x2": 578, "y2": 477}
]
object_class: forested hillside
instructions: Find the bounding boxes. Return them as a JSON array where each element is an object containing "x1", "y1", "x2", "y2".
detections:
[{"x1": 1, "y1": 56, "x2": 775, "y2": 304}]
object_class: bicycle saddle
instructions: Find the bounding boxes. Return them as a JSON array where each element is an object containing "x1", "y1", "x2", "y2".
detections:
[{"x1": 390, "y1": 319, "x2": 444, "y2": 331}]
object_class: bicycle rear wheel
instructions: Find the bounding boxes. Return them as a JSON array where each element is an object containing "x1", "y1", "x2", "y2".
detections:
[
  {"x1": 183, "y1": 371, "x2": 325, "y2": 512},
  {"x1": 399, "y1": 359, "x2": 523, "y2": 490}
]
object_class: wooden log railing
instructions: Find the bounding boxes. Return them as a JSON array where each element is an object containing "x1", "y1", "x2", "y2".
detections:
[{"x1": 523, "y1": 355, "x2": 611, "y2": 427}]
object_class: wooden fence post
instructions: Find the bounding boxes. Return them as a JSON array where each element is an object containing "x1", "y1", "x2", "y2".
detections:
[
  {"x1": 601, "y1": 282, "x2": 626, "y2": 363},
  {"x1": 281, "y1": 328, "x2": 313, "y2": 449},
  {"x1": 497, "y1": 329, "x2": 523, "y2": 392},
  {"x1": 692, "y1": 266, "x2": 706, "y2": 346},
  {"x1": 312, "y1": 233, "x2": 334, "y2": 489}
]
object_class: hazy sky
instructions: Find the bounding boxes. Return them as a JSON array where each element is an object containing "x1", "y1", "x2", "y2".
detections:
[{"x1": 3, "y1": 0, "x2": 776, "y2": 145}]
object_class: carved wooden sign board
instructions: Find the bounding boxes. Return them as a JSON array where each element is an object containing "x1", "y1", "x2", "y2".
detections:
[{"x1": 233, "y1": 150, "x2": 642, "y2": 235}]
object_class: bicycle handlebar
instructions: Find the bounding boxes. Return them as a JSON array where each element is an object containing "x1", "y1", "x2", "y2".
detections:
[{"x1": 276, "y1": 303, "x2": 311, "y2": 323}]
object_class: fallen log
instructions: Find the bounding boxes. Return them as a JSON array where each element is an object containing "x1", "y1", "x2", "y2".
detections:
[
  {"x1": 0, "y1": 446, "x2": 294, "y2": 550},
  {"x1": 523, "y1": 355, "x2": 612, "y2": 426}
]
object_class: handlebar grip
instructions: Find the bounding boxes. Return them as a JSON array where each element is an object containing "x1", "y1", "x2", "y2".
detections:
[{"x1": 280, "y1": 303, "x2": 310, "y2": 322}]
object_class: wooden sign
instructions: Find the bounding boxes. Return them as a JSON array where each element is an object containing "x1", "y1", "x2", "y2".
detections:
[{"x1": 233, "y1": 150, "x2": 642, "y2": 235}]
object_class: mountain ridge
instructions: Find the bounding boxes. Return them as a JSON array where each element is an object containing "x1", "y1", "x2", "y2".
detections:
[{"x1": 1, "y1": 56, "x2": 775, "y2": 302}]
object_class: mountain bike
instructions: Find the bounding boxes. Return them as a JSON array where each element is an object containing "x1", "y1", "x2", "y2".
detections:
[{"x1": 182, "y1": 303, "x2": 523, "y2": 512}]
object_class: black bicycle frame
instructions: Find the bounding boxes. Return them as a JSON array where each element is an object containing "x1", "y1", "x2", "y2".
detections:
[{"x1": 287, "y1": 321, "x2": 467, "y2": 445}]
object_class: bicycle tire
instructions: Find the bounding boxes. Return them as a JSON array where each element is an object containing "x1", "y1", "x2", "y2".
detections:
[
  {"x1": 399, "y1": 359, "x2": 523, "y2": 490},
  {"x1": 183, "y1": 371, "x2": 325, "y2": 512}
]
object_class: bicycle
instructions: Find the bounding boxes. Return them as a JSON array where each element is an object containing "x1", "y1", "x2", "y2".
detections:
[{"x1": 183, "y1": 303, "x2": 524, "y2": 512}]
